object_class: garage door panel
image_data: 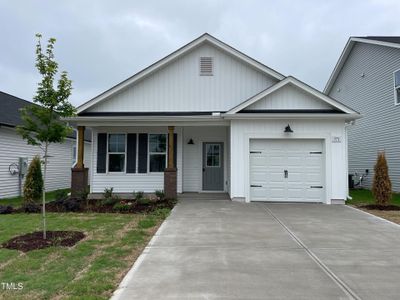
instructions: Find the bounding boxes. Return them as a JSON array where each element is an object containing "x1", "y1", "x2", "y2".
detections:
[{"x1": 250, "y1": 139, "x2": 324, "y2": 203}]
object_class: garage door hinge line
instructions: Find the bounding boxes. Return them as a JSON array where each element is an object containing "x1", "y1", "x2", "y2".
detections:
[{"x1": 261, "y1": 205, "x2": 362, "y2": 300}]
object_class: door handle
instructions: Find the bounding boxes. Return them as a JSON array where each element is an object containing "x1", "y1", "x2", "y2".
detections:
[{"x1": 284, "y1": 170, "x2": 288, "y2": 178}]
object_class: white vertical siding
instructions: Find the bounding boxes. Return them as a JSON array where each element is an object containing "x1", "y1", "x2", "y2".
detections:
[
  {"x1": 245, "y1": 84, "x2": 333, "y2": 110},
  {"x1": 182, "y1": 126, "x2": 228, "y2": 192},
  {"x1": 87, "y1": 43, "x2": 277, "y2": 113},
  {"x1": 329, "y1": 43, "x2": 400, "y2": 191},
  {"x1": 230, "y1": 119, "x2": 347, "y2": 203},
  {"x1": 90, "y1": 127, "x2": 183, "y2": 194},
  {"x1": 0, "y1": 127, "x2": 92, "y2": 198}
]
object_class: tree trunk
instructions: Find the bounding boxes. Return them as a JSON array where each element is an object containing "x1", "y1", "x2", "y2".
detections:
[{"x1": 42, "y1": 143, "x2": 48, "y2": 239}]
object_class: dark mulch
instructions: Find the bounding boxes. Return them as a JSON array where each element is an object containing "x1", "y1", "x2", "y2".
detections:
[
  {"x1": 0, "y1": 205, "x2": 13, "y2": 214},
  {"x1": 359, "y1": 204, "x2": 400, "y2": 211},
  {"x1": 2, "y1": 231, "x2": 85, "y2": 252}
]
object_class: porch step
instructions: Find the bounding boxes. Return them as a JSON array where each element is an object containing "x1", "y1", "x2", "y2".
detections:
[{"x1": 178, "y1": 193, "x2": 231, "y2": 201}]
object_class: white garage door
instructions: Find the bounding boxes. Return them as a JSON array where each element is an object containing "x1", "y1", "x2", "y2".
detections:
[{"x1": 250, "y1": 139, "x2": 324, "y2": 202}]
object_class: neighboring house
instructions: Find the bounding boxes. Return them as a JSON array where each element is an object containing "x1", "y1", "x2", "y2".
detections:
[
  {"x1": 0, "y1": 91, "x2": 92, "y2": 199},
  {"x1": 325, "y1": 36, "x2": 400, "y2": 191},
  {"x1": 68, "y1": 33, "x2": 360, "y2": 204}
]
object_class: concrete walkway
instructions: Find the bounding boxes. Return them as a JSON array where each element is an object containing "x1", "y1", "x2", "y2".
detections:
[{"x1": 112, "y1": 198, "x2": 400, "y2": 300}]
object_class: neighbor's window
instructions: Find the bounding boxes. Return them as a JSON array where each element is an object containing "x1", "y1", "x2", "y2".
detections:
[
  {"x1": 395, "y1": 69, "x2": 400, "y2": 105},
  {"x1": 149, "y1": 134, "x2": 167, "y2": 172},
  {"x1": 108, "y1": 134, "x2": 126, "y2": 172}
]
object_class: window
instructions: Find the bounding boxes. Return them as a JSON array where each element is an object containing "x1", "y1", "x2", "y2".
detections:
[
  {"x1": 200, "y1": 57, "x2": 213, "y2": 76},
  {"x1": 149, "y1": 134, "x2": 167, "y2": 172},
  {"x1": 206, "y1": 144, "x2": 220, "y2": 167},
  {"x1": 108, "y1": 134, "x2": 126, "y2": 172},
  {"x1": 395, "y1": 70, "x2": 400, "y2": 105}
]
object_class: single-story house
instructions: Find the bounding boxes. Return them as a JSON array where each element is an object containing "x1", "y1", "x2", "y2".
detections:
[
  {"x1": 0, "y1": 91, "x2": 92, "y2": 199},
  {"x1": 67, "y1": 33, "x2": 360, "y2": 204}
]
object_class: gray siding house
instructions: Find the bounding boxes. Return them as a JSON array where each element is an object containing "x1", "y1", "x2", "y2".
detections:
[{"x1": 325, "y1": 37, "x2": 400, "y2": 191}]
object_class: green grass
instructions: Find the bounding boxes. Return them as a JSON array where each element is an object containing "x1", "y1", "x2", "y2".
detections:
[
  {"x1": 347, "y1": 188, "x2": 400, "y2": 206},
  {"x1": 0, "y1": 188, "x2": 70, "y2": 208},
  {"x1": 0, "y1": 209, "x2": 170, "y2": 300}
]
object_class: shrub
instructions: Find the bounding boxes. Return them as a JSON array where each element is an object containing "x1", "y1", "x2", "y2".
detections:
[
  {"x1": 155, "y1": 190, "x2": 165, "y2": 201},
  {"x1": 78, "y1": 187, "x2": 90, "y2": 208},
  {"x1": 103, "y1": 187, "x2": 114, "y2": 199},
  {"x1": 372, "y1": 152, "x2": 392, "y2": 206},
  {"x1": 23, "y1": 156, "x2": 43, "y2": 204},
  {"x1": 54, "y1": 189, "x2": 68, "y2": 201},
  {"x1": 113, "y1": 200, "x2": 133, "y2": 212},
  {"x1": 137, "y1": 198, "x2": 151, "y2": 205},
  {"x1": 101, "y1": 196, "x2": 119, "y2": 206},
  {"x1": 134, "y1": 191, "x2": 144, "y2": 201}
]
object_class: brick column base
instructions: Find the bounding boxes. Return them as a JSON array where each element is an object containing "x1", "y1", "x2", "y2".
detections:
[
  {"x1": 164, "y1": 168, "x2": 177, "y2": 199},
  {"x1": 71, "y1": 168, "x2": 88, "y2": 197}
]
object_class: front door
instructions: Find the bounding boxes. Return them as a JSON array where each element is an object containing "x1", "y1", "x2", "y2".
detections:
[{"x1": 202, "y1": 142, "x2": 224, "y2": 191}]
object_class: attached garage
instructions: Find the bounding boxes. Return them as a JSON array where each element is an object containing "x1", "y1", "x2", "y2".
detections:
[{"x1": 250, "y1": 139, "x2": 324, "y2": 202}]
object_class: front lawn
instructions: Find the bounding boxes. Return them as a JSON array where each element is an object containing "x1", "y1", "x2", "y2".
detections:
[
  {"x1": 0, "y1": 209, "x2": 170, "y2": 299},
  {"x1": 0, "y1": 188, "x2": 70, "y2": 208},
  {"x1": 347, "y1": 189, "x2": 400, "y2": 206}
]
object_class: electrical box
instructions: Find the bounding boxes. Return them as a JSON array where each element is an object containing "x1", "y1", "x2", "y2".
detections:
[{"x1": 19, "y1": 157, "x2": 28, "y2": 176}]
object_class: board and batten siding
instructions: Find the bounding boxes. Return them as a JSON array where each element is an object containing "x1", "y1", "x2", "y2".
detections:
[
  {"x1": 245, "y1": 84, "x2": 334, "y2": 110},
  {"x1": 230, "y1": 119, "x2": 347, "y2": 203},
  {"x1": 86, "y1": 43, "x2": 278, "y2": 113},
  {"x1": 0, "y1": 127, "x2": 91, "y2": 198},
  {"x1": 182, "y1": 126, "x2": 229, "y2": 192},
  {"x1": 329, "y1": 43, "x2": 400, "y2": 191},
  {"x1": 90, "y1": 127, "x2": 183, "y2": 194}
]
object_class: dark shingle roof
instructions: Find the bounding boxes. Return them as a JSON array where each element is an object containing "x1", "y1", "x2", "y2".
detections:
[
  {"x1": 359, "y1": 36, "x2": 400, "y2": 45},
  {"x1": 0, "y1": 91, "x2": 91, "y2": 141}
]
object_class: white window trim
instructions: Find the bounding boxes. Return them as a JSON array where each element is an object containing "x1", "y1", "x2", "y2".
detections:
[
  {"x1": 107, "y1": 133, "x2": 127, "y2": 174},
  {"x1": 205, "y1": 143, "x2": 221, "y2": 168},
  {"x1": 72, "y1": 144, "x2": 77, "y2": 167},
  {"x1": 394, "y1": 68, "x2": 400, "y2": 106},
  {"x1": 148, "y1": 133, "x2": 168, "y2": 173}
]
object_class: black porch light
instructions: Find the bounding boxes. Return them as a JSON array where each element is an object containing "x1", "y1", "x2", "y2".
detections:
[
  {"x1": 284, "y1": 124, "x2": 293, "y2": 133},
  {"x1": 188, "y1": 138, "x2": 195, "y2": 145}
]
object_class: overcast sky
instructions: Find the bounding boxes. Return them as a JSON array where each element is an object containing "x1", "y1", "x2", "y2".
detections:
[{"x1": 1, "y1": 0, "x2": 399, "y2": 106}]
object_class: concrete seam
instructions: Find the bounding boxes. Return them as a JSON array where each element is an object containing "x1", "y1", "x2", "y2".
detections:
[{"x1": 261, "y1": 205, "x2": 362, "y2": 300}]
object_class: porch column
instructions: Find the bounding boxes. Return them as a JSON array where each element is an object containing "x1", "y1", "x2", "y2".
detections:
[
  {"x1": 164, "y1": 126, "x2": 177, "y2": 199},
  {"x1": 71, "y1": 126, "x2": 88, "y2": 197}
]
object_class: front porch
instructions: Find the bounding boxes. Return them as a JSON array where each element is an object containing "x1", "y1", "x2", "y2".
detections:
[{"x1": 71, "y1": 124, "x2": 231, "y2": 199}]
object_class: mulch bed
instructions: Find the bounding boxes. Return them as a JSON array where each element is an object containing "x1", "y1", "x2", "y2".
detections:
[
  {"x1": 358, "y1": 204, "x2": 400, "y2": 211},
  {"x1": 2, "y1": 231, "x2": 85, "y2": 252},
  {"x1": 12, "y1": 198, "x2": 176, "y2": 214}
]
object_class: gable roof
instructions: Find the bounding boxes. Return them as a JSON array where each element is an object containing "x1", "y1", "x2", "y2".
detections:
[
  {"x1": 0, "y1": 91, "x2": 91, "y2": 141},
  {"x1": 77, "y1": 33, "x2": 285, "y2": 114},
  {"x1": 226, "y1": 76, "x2": 359, "y2": 115},
  {"x1": 324, "y1": 36, "x2": 400, "y2": 94}
]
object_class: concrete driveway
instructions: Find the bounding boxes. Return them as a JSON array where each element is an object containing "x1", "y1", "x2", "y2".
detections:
[{"x1": 112, "y1": 196, "x2": 400, "y2": 300}]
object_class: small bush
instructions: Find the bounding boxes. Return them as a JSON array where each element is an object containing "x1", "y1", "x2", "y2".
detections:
[
  {"x1": 137, "y1": 198, "x2": 150, "y2": 205},
  {"x1": 54, "y1": 189, "x2": 68, "y2": 201},
  {"x1": 155, "y1": 190, "x2": 165, "y2": 200},
  {"x1": 372, "y1": 152, "x2": 392, "y2": 205},
  {"x1": 113, "y1": 200, "x2": 133, "y2": 212},
  {"x1": 101, "y1": 196, "x2": 119, "y2": 206},
  {"x1": 23, "y1": 156, "x2": 43, "y2": 204},
  {"x1": 103, "y1": 187, "x2": 114, "y2": 199},
  {"x1": 134, "y1": 191, "x2": 144, "y2": 201}
]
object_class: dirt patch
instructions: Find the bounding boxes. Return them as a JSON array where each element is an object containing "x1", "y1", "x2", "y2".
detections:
[
  {"x1": 2, "y1": 231, "x2": 85, "y2": 252},
  {"x1": 358, "y1": 204, "x2": 400, "y2": 211},
  {"x1": 358, "y1": 209, "x2": 400, "y2": 225}
]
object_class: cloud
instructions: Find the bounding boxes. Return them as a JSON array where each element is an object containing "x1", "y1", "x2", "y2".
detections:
[{"x1": 0, "y1": 0, "x2": 399, "y2": 106}]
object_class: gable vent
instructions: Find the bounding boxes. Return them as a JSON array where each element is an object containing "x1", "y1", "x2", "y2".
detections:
[{"x1": 200, "y1": 57, "x2": 213, "y2": 76}]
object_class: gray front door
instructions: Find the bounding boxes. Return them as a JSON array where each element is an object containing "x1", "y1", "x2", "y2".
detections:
[{"x1": 202, "y1": 142, "x2": 224, "y2": 191}]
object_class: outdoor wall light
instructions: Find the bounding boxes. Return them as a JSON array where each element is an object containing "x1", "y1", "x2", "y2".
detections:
[
  {"x1": 187, "y1": 138, "x2": 195, "y2": 145},
  {"x1": 284, "y1": 124, "x2": 293, "y2": 133}
]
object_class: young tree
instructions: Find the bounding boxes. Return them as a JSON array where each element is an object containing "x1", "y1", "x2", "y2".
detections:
[
  {"x1": 372, "y1": 152, "x2": 392, "y2": 206},
  {"x1": 23, "y1": 156, "x2": 43, "y2": 204},
  {"x1": 17, "y1": 34, "x2": 75, "y2": 239}
]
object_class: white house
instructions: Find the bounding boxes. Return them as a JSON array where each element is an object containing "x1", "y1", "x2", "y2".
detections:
[
  {"x1": 0, "y1": 91, "x2": 91, "y2": 199},
  {"x1": 68, "y1": 33, "x2": 360, "y2": 204}
]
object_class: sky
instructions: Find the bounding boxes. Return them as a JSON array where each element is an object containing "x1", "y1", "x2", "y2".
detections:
[{"x1": 1, "y1": 0, "x2": 399, "y2": 106}]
